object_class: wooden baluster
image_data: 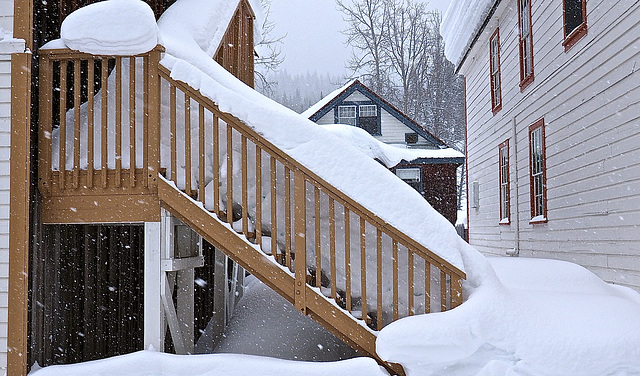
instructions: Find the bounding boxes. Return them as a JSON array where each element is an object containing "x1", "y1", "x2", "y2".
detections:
[
  {"x1": 241, "y1": 135, "x2": 248, "y2": 236},
  {"x1": 38, "y1": 54, "x2": 52, "y2": 195},
  {"x1": 73, "y1": 59, "x2": 80, "y2": 189},
  {"x1": 185, "y1": 94, "x2": 192, "y2": 194},
  {"x1": 440, "y1": 270, "x2": 447, "y2": 312},
  {"x1": 199, "y1": 105, "x2": 205, "y2": 205},
  {"x1": 293, "y1": 171, "x2": 307, "y2": 314},
  {"x1": 408, "y1": 249, "x2": 414, "y2": 316},
  {"x1": 425, "y1": 261, "x2": 431, "y2": 314},
  {"x1": 360, "y1": 217, "x2": 367, "y2": 322},
  {"x1": 212, "y1": 114, "x2": 219, "y2": 215},
  {"x1": 87, "y1": 59, "x2": 94, "y2": 189},
  {"x1": 226, "y1": 124, "x2": 233, "y2": 224},
  {"x1": 129, "y1": 57, "x2": 136, "y2": 187},
  {"x1": 59, "y1": 60, "x2": 67, "y2": 189},
  {"x1": 284, "y1": 166, "x2": 292, "y2": 269},
  {"x1": 255, "y1": 146, "x2": 262, "y2": 247},
  {"x1": 143, "y1": 55, "x2": 149, "y2": 188},
  {"x1": 376, "y1": 229, "x2": 383, "y2": 330},
  {"x1": 392, "y1": 238, "x2": 399, "y2": 321},
  {"x1": 101, "y1": 59, "x2": 108, "y2": 188},
  {"x1": 314, "y1": 187, "x2": 321, "y2": 288},
  {"x1": 270, "y1": 156, "x2": 277, "y2": 262},
  {"x1": 115, "y1": 57, "x2": 122, "y2": 187},
  {"x1": 329, "y1": 197, "x2": 337, "y2": 301},
  {"x1": 344, "y1": 206, "x2": 351, "y2": 312},
  {"x1": 170, "y1": 84, "x2": 177, "y2": 182}
]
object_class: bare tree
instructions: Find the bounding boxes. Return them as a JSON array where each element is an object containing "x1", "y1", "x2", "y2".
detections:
[
  {"x1": 254, "y1": 0, "x2": 285, "y2": 96},
  {"x1": 337, "y1": 0, "x2": 389, "y2": 94}
]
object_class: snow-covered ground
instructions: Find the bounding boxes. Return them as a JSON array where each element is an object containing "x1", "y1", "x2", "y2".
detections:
[
  {"x1": 198, "y1": 276, "x2": 359, "y2": 361},
  {"x1": 377, "y1": 257, "x2": 640, "y2": 376}
]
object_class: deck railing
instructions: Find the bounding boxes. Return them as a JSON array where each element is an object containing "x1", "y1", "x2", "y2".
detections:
[{"x1": 38, "y1": 47, "x2": 465, "y2": 331}]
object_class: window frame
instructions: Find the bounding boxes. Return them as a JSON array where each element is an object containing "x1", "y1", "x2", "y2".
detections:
[
  {"x1": 337, "y1": 105, "x2": 357, "y2": 126},
  {"x1": 562, "y1": 0, "x2": 587, "y2": 51},
  {"x1": 359, "y1": 104, "x2": 377, "y2": 118},
  {"x1": 396, "y1": 167, "x2": 423, "y2": 194},
  {"x1": 499, "y1": 139, "x2": 510, "y2": 224},
  {"x1": 489, "y1": 28, "x2": 502, "y2": 114},
  {"x1": 528, "y1": 119, "x2": 547, "y2": 223},
  {"x1": 517, "y1": 0, "x2": 534, "y2": 91}
]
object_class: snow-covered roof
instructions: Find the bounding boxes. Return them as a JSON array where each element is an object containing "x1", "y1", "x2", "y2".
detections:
[
  {"x1": 441, "y1": 0, "x2": 500, "y2": 68},
  {"x1": 303, "y1": 79, "x2": 449, "y2": 149},
  {"x1": 320, "y1": 124, "x2": 464, "y2": 167}
]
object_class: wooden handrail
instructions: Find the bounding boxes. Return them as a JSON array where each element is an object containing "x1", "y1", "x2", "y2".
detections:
[{"x1": 157, "y1": 64, "x2": 466, "y2": 281}]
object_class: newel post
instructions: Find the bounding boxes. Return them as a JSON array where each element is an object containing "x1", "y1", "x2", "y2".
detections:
[
  {"x1": 293, "y1": 170, "x2": 307, "y2": 314},
  {"x1": 146, "y1": 45, "x2": 163, "y2": 190}
]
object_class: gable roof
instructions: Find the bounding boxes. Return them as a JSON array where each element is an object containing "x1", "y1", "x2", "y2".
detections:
[{"x1": 303, "y1": 79, "x2": 448, "y2": 148}]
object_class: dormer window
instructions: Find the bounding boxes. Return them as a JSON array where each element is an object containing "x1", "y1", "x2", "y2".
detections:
[
  {"x1": 337, "y1": 105, "x2": 357, "y2": 126},
  {"x1": 336, "y1": 103, "x2": 381, "y2": 135}
]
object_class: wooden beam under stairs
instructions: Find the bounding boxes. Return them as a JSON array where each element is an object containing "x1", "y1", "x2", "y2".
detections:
[{"x1": 157, "y1": 177, "x2": 404, "y2": 375}]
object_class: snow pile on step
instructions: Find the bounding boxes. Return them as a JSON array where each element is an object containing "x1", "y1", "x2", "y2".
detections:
[
  {"x1": 60, "y1": 0, "x2": 160, "y2": 55},
  {"x1": 29, "y1": 350, "x2": 388, "y2": 376},
  {"x1": 319, "y1": 123, "x2": 463, "y2": 167},
  {"x1": 377, "y1": 257, "x2": 640, "y2": 375},
  {"x1": 441, "y1": 0, "x2": 496, "y2": 67},
  {"x1": 157, "y1": 0, "x2": 482, "y2": 279}
]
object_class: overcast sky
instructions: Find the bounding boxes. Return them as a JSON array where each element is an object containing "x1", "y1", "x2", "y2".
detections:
[{"x1": 268, "y1": 0, "x2": 452, "y2": 76}]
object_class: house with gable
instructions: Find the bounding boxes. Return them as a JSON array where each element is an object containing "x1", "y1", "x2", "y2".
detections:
[
  {"x1": 0, "y1": 0, "x2": 469, "y2": 374},
  {"x1": 303, "y1": 79, "x2": 465, "y2": 225},
  {"x1": 441, "y1": 0, "x2": 640, "y2": 290}
]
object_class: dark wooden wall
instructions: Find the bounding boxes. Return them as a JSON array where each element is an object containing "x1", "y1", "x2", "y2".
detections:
[
  {"x1": 395, "y1": 163, "x2": 460, "y2": 224},
  {"x1": 214, "y1": 0, "x2": 255, "y2": 88},
  {"x1": 29, "y1": 224, "x2": 145, "y2": 368}
]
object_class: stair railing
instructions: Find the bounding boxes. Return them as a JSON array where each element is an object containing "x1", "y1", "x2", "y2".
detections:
[{"x1": 157, "y1": 64, "x2": 465, "y2": 330}]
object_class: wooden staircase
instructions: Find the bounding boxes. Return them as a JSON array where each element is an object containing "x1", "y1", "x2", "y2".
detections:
[{"x1": 37, "y1": 46, "x2": 466, "y2": 375}]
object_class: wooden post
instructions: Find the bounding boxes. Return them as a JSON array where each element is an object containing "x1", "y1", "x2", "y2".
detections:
[
  {"x1": 146, "y1": 46, "x2": 162, "y2": 190},
  {"x1": 8, "y1": 51, "x2": 30, "y2": 376},
  {"x1": 293, "y1": 171, "x2": 306, "y2": 314},
  {"x1": 143, "y1": 221, "x2": 163, "y2": 351}
]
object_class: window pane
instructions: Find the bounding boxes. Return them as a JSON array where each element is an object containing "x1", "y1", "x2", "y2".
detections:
[
  {"x1": 565, "y1": 0, "x2": 584, "y2": 36},
  {"x1": 338, "y1": 105, "x2": 356, "y2": 126},
  {"x1": 359, "y1": 105, "x2": 377, "y2": 117}
]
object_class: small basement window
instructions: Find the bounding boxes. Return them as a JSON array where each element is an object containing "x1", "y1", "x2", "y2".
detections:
[{"x1": 396, "y1": 167, "x2": 422, "y2": 193}]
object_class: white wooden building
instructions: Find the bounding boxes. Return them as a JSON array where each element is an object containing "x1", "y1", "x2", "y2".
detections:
[
  {"x1": 303, "y1": 79, "x2": 465, "y2": 224},
  {"x1": 442, "y1": 0, "x2": 640, "y2": 290}
]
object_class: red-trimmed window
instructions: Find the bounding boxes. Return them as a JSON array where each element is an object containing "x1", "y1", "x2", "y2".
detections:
[
  {"x1": 563, "y1": 0, "x2": 587, "y2": 51},
  {"x1": 518, "y1": 0, "x2": 534, "y2": 90},
  {"x1": 529, "y1": 119, "x2": 547, "y2": 222},
  {"x1": 499, "y1": 140, "x2": 510, "y2": 224},
  {"x1": 489, "y1": 28, "x2": 502, "y2": 114}
]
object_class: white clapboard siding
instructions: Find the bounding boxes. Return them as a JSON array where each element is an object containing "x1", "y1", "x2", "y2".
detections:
[
  {"x1": 461, "y1": 0, "x2": 640, "y2": 290},
  {"x1": 0, "y1": 53, "x2": 10, "y2": 372}
]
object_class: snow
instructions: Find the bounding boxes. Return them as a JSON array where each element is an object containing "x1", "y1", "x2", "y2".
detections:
[
  {"x1": 301, "y1": 79, "x2": 356, "y2": 119},
  {"x1": 441, "y1": 0, "x2": 497, "y2": 67},
  {"x1": 318, "y1": 123, "x2": 464, "y2": 168},
  {"x1": 199, "y1": 276, "x2": 359, "y2": 361},
  {"x1": 155, "y1": 0, "x2": 479, "y2": 278},
  {"x1": 377, "y1": 257, "x2": 640, "y2": 376},
  {"x1": 60, "y1": 0, "x2": 161, "y2": 55},
  {"x1": 28, "y1": 350, "x2": 388, "y2": 376}
]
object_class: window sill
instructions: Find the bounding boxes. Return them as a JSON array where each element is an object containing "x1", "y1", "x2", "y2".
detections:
[
  {"x1": 499, "y1": 218, "x2": 510, "y2": 225},
  {"x1": 529, "y1": 215, "x2": 547, "y2": 224},
  {"x1": 520, "y1": 74, "x2": 534, "y2": 91},
  {"x1": 563, "y1": 23, "x2": 587, "y2": 52},
  {"x1": 492, "y1": 103, "x2": 502, "y2": 115}
]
